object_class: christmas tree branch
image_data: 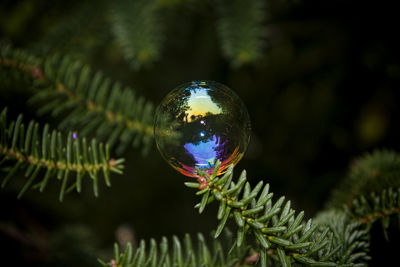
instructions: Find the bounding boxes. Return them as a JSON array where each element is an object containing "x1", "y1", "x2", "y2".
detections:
[
  {"x1": 99, "y1": 161, "x2": 371, "y2": 267},
  {"x1": 313, "y1": 210, "x2": 370, "y2": 266},
  {"x1": 0, "y1": 46, "x2": 154, "y2": 154},
  {"x1": 327, "y1": 150, "x2": 400, "y2": 209},
  {"x1": 216, "y1": 0, "x2": 266, "y2": 67},
  {"x1": 99, "y1": 231, "x2": 254, "y2": 267},
  {"x1": 349, "y1": 187, "x2": 400, "y2": 240},
  {"x1": 326, "y1": 150, "x2": 400, "y2": 242},
  {"x1": 185, "y1": 161, "x2": 356, "y2": 266},
  {"x1": 0, "y1": 107, "x2": 124, "y2": 201},
  {"x1": 358, "y1": 206, "x2": 400, "y2": 224},
  {"x1": 0, "y1": 58, "x2": 44, "y2": 80},
  {"x1": 110, "y1": 0, "x2": 163, "y2": 69}
]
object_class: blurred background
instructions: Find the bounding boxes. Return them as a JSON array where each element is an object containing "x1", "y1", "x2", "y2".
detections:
[{"x1": 0, "y1": 0, "x2": 399, "y2": 266}]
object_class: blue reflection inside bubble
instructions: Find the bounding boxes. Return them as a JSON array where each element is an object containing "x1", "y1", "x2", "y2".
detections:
[{"x1": 184, "y1": 135, "x2": 220, "y2": 168}]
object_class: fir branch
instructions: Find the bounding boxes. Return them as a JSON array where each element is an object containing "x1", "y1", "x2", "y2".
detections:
[
  {"x1": 0, "y1": 107, "x2": 124, "y2": 201},
  {"x1": 216, "y1": 0, "x2": 266, "y2": 67},
  {"x1": 99, "y1": 231, "x2": 253, "y2": 267},
  {"x1": 98, "y1": 161, "x2": 374, "y2": 267},
  {"x1": 349, "y1": 187, "x2": 400, "y2": 240},
  {"x1": 314, "y1": 210, "x2": 370, "y2": 266},
  {"x1": 110, "y1": 0, "x2": 163, "y2": 69},
  {"x1": 186, "y1": 162, "x2": 352, "y2": 266},
  {"x1": 0, "y1": 46, "x2": 154, "y2": 155},
  {"x1": 327, "y1": 150, "x2": 400, "y2": 208},
  {"x1": 0, "y1": 45, "x2": 44, "y2": 80}
]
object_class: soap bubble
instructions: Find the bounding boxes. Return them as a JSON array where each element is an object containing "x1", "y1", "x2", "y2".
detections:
[{"x1": 154, "y1": 81, "x2": 251, "y2": 177}]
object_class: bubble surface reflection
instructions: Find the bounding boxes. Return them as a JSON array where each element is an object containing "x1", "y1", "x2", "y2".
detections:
[{"x1": 154, "y1": 81, "x2": 251, "y2": 177}]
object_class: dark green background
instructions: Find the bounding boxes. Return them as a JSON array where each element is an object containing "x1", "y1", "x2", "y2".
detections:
[{"x1": 1, "y1": 0, "x2": 399, "y2": 266}]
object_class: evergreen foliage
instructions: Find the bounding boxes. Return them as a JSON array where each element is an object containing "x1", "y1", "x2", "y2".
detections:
[
  {"x1": 1, "y1": 1, "x2": 399, "y2": 266},
  {"x1": 0, "y1": 107, "x2": 124, "y2": 201},
  {"x1": 110, "y1": 0, "x2": 163, "y2": 69},
  {"x1": 349, "y1": 187, "x2": 400, "y2": 240},
  {"x1": 216, "y1": 0, "x2": 266, "y2": 67},
  {"x1": 327, "y1": 150, "x2": 400, "y2": 242},
  {"x1": 99, "y1": 231, "x2": 254, "y2": 267},
  {"x1": 313, "y1": 210, "x2": 370, "y2": 266},
  {"x1": 100, "y1": 160, "x2": 382, "y2": 266},
  {"x1": 0, "y1": 45, "x2": 154, "y2": 155},
  {"x1": 185, "y1": 162, "x2": 371, "y2": 266},
  {"x1": 2, "y1": 43, "x2": 400, "y2": 265},
  {"x1": 327, "y1": 150, "x2": 400, "y2": 208},
  {"x1": 8, "y1": 0, "x2": 268, "y2": 69}
]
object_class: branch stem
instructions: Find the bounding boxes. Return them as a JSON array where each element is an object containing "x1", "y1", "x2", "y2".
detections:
[
  {"x1": 0, "y1": 57, "x2": 153, "y2": 136},
  {"x1": 359, "y1": 207, "x2": 400, "y2": 224},
  {"x1": 0, "y1": 144, "x2": 116, "y2": 173}
]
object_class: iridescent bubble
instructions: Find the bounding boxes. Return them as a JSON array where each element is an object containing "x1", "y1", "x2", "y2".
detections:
[{"x1": 154, "y1": 81, "x2": 251, "y2": 177}]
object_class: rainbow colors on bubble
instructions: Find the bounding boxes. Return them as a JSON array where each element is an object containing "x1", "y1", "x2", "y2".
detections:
[{"x1": 154, "y1": 81, "x2": 251, "y2": 177}]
